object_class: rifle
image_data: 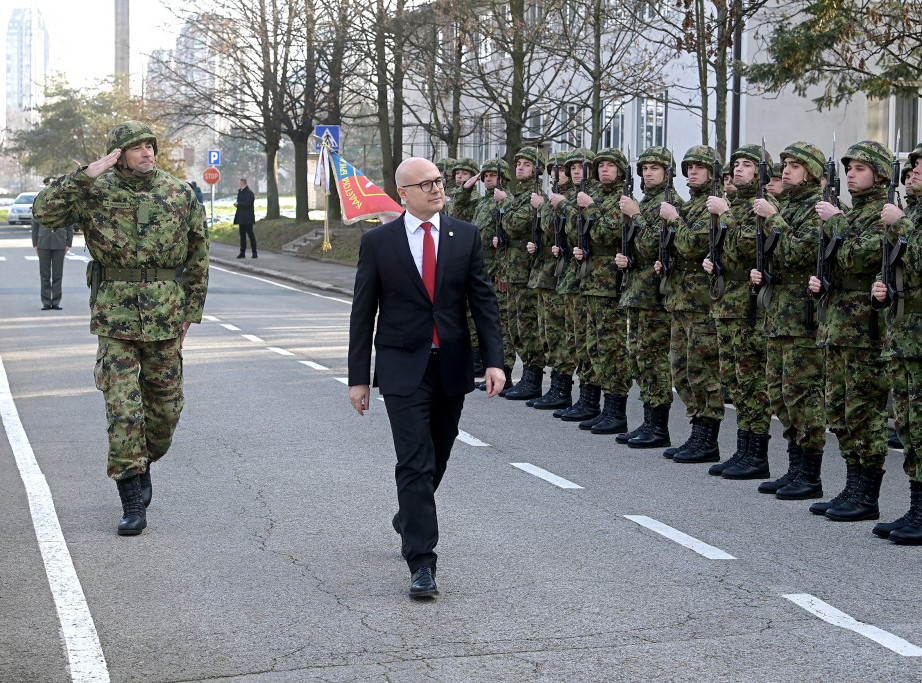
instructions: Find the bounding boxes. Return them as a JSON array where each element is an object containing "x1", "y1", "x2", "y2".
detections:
[
  {"x1": 878, "y1": 131, "x2": 908, "y2": 321},
  {"x1": 577, "y1": 152, "x2": 592, "y2": 279},
  {"x1": 815, "y1": 135, "x2": 841, "y2": 324},
  {"x1": 708, "y1": 157, "x2": 726, "y2": 300},
  {"x1": 495, "y1": 167, "x2": 508, "y2": 250},
  {"x1": 620, "y1": 147, "x2": 635, "y2": 292},
  {"x1": 754, "y1": 138, "x2": 782, "y2": 312},
  {"x1": 531, "y1": 148, "x2": 542, "y2": 264},
  {"x1": 552, "y1": 154, "x2": 567, "y2": 278},
  {"x1": 657, "y1": 155, "x2": 676, "y2": 296}
]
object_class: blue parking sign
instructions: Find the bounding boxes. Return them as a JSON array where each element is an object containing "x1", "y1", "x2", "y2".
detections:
[{"x1": 208, "y1": 150, "x2": 221, "y2": 166}]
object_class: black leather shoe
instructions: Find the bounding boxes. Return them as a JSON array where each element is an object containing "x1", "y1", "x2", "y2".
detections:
[
  {"x1": 41, "y1": 304, "x2": 52, "y2": 310},
  {"x1": 51, "y1": 305, "x2": 63, "y2": 310},
  {"x1": 237, "y1": 253, "x2": 246, "y2": 258},
  {"x1": 409, "y1": 566, "x2": 438, "y2": 598}
]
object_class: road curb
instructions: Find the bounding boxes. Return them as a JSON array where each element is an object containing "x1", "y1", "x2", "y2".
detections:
[{"x1": 209, "y1": 256, "x2": 354, "y2": 297}]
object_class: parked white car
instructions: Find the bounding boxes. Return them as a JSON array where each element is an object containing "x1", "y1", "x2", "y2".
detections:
[{"x1": 8, "y1": 192, "x2": 39, "y2": 225}]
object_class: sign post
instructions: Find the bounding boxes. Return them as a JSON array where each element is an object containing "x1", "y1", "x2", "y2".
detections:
[{"x1": 203, "y1": 167, "x2": 220, "y2": 226}]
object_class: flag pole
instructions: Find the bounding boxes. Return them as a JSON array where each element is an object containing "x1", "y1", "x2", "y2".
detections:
[{"x1": 320, "y1": 142, "x2": 332, "y2": 252}]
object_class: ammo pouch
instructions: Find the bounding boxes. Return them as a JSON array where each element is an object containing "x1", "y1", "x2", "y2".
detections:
[{"x1": 86, "y1": 261, "x2": 101, "y2": 305}]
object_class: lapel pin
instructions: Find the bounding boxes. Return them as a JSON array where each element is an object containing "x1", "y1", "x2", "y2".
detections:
[{"x1": 449, "y1": 231, "x2": 454, "y2": 237}]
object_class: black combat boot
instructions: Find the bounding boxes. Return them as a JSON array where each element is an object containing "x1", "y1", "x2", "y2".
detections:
[
  {"x1": 560, "y1": 383, "x2": 601, "y2": 422},
  {"x1": 617, "y1": 403, "x2": 650, "y2": 444},
  {"x1": 116, "y1": 475, "x2": 147, "y2": 536},
  {"x1": 663, "y1": 417, "x2": 695, "y2": 458},
  {"x1": 709, "y1": 429, "x2": 750, "y2": 476},
  {"x1": 580, "y1": 392, "x2": 612, "y2": 430},
  {"x1": 775, "y1": 448, "x2": 823, "y2": 500},
  {"x1": 758, "y1": 440, "x2": 802, "y2": 493},
  {"x1": 809, "y1": 461, "x2": 861, "y2": 515},
  {"x1": 673, "y1": 417, "x2": 720, "y2": 463},
  {"x1": 504, "y1": 365, "x2": 540, "y2": 400},
  {"x1": 591, "y1": 394, "x2": 628, "y2": 434},
  {"x1": 536, "y1": 373, "x2": 573, "y2": 410},
  {"x1": 825, "y1": 466, "x2": 885, "y2": 521},
  {"x1": 722, "y1": 432, "x2": 770, "y2": 480},
  {"x1": 629, "y1": 404, "x2": 671, "y2": 448},
  {"x1": 527, "y1": 370, "x2": 556, "y2": 407},
  {"x1": 139, "y1": 466, "x2": 152, "y2": 508},
  {"x1": 498, "y1": 366, "x2": 514, "y2": 397},
  {"x1": 874, "y1": 480, "x2": 922, "y2": 540},
  {"x1": 475, "y1": 380, "x2": 487, "y2": 391}
]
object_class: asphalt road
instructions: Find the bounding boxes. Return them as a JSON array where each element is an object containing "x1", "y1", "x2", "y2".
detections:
[{"x1": 2, "y1": 225, "x2": 921, "y2": 682}]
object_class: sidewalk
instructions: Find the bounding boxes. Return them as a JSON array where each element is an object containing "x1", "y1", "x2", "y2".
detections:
[{"x1": 209, "y1": 240, "x2": 356, "y2": 296}]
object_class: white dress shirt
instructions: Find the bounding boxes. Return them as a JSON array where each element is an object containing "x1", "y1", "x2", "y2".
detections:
[{"x1": 403, "y1": 212, "x2": 441, "y2": 279}]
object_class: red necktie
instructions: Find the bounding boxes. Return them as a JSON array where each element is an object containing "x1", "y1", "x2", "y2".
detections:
[{"x1": 421, "y1": 221, "x2": 439, "y2": 346}]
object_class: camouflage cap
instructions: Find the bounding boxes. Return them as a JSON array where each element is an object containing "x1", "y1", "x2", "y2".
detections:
[
  {"x1": 841, "y1": 140, "x2": 893, "y2": 182},
  {"x1": 452, "y1": 157, "x2": 479, "y2": 175},
  {"x1": 565, "y1": 148, "x2": 596, "y2": 170},
  {"x1": 594, "y1": 147, "x2": 628, "y2": 176},
  {"x1": 436, "y1": 157, "x2": 457, "y2": 173},
  {"x1": 681, "y1": 145, "x2": 718, "y2": 177},
  {"x1": 731, "y1": 143, "x2": 772, "y2": 167},
  {"x1": 779, "y1": 141, "x2": 826, "y2": 182},
  {"x1": 908, "y1": 142, "x2": 922, "y2": 171},
  {"x1": 514, "y1": 147, "x2": 545, "y2": 175},
  {"x1": 636, "y1": 146, "x2": 672, "y2": 175},
  {"x1": 106, "y1": 120, "x2": 158, "y2": 155},
  {"x1": 481, "y1": 157, "x2": 511, "y2": 181}
]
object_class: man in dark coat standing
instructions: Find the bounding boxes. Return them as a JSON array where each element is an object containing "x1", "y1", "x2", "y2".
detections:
[
  {"x1": 234, "y1": 178, "x2": 257, "y2": 258},
  {"x1": 348, "y1": 157, "x2": 505, "y2": 599},
  {"x1": 31, "y1": 216, "x2": 74, "y2": 310}
]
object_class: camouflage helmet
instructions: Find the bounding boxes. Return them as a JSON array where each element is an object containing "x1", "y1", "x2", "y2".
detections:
[
  {"x1": 908, "y1": 142, "x2": 922, "y2": 172},
  {"x1": 730, "y1": 143, "x2": 772, "y2": 168},
  {"x1": 721, "y1": 162, "x2": 733, "y2": 178},
  {"x1": 545, "y1": 150, "x2": 569, "y2": 173},
  {"x1": 680, "y1": 145, "x2": 718, "y2": 177},
  {"x1": 436, "y1": 157, "x2": 456, "y2": 174},
  {"x1": 566, "y1": 148, "x2": 596, "y2": 170},
  {"x1": 902, "y1": 159, "x2": 913, "y2": 185},
  {"x1": 452, "y1": 157, "x2": 479, "y2": 176},
  {"x1": 841, "y1": 140, "x2": 893, "y2": 182},
  {"x1": 779, "y1": 142, "x2": 826, "y2": 182},
  {"x1": 106, "y1": 120, "x2": 158, "y2": 155},
  {"x1": 514, "y1": 147, "x2": 545, "y2": 175},
  {"x1": 594, "y1": 147, "x2": 628, "y2": 176},
  {"x1": 481, "y1": 157, "x2": 511, "y2": 182},
  {"x1": 636, "y1": 146, "x2": 672, "y2": 175}
]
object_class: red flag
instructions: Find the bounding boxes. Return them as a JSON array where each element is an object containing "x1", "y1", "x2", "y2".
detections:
[{"x1": 326, "y1": 150, "x2": 402, "y2": 224}]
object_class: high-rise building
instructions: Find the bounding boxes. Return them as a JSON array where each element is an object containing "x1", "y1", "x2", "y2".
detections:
[
  {"x1": 5, "y1": 7, "x2": 50, "y2": 130},
  {"x1": 115, "y1": 0, "x2": 130, "y2": 88}
]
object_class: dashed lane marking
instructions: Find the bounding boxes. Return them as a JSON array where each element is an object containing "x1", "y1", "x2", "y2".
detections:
[
  {"x1": 299, "y1": 360, "x2": 328, "y2": 370},
  {"x1": 220, "y1": 324, "x2": 241, "y2": 331},
  {"x1": 240, "y1": 334, "x2": 264, "y2": 343},
  {"x1": 624, "y1": 515, "x2": 736, "y2": 560},
  {"x1": 266, "y1": 347, "x2": 295, "y2": 356},
  {"x1": 457, "y1": 430, "x2": 489, "y2": 447},
  {"x1": 511, "y1": 463, "x2": 583, "y2": 489},
  {"x1": 784, "y1": 594, "x2": 922, "y2": 657}
]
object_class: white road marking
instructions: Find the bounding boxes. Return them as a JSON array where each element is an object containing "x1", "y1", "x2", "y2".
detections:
[
  {"x1": 457, "y1": 430, "x2": 489, "y2": 447},
  {"x1": 65, "y1": 253, "x2": 91, "y2": 262},
  {"x1": 334, "y1": 377, "x2": 349, "y2": 385},
  {"x1": 203, "y1": 315, "x2": 221, "y2": 322},
  {"x1": 209, "y1": 265, "x2": 352, "y2": 304},
  {"x1": 0, "y1": 350, "x2": 110, "y2": 681},
  {"x1": 0, "y1": 256, "x2": 6, "y2": 261},
  {"x1": 266, "y1": 346, "x2": 294, "y2": 356},
  {"x1": 220, "y1": 324, "x2": 241, "y2": 331},
  {"x1": 784, "y1": 594, "x2": 922, "y2": 657},
  {"x1": 25, "y1": 255, "x2": 39, "y2": 260},
  {"x1": 511, "y1": 463, "x2": 583, "y2": 489},
  {"x1": 299, "y1": 360, "x2": 328, "y2": 370},
  {"x1": 624, "y1": 515, "x2": 736, "y2": 560},
  {"x1": 241, "y1": 334, "x2": 264, "y2": 343}
]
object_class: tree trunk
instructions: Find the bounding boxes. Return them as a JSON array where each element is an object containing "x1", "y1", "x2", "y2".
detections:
[
  {"x1": 264, "y1": 137, "x2": 280, "y2": 219},
  {"x1": 293, "y1": 133, "x2": 309, "y2": 221}
]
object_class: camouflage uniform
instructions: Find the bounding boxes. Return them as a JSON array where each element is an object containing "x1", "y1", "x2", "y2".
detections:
[
  {"x1": 446, "y1": 158, "x2": 479, "y2": 223},
  {"x1": 809, "y1": 141, "x2": 891, "y2": 521},
  {"x1": 33, "y1": 121, "x2": 209, "y2": 483}
]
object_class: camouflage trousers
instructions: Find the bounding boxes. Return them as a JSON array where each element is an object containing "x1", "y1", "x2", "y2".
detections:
[
  {"x1": 495, "y1": 286, "x2": 516, "y2": 368},
  {"x1": 890, "y1": 357, "x2": 922, "y2": 481},
  {"x1": 670, "y1": 311, "x2": 723, "y2": 421},
  {"x1": 767, "y1": 336, "x2": 826, "y2": 451},
  {"x1": 715, "y1": 319, "x2": 771, "y2": 433},
  {"x1": 627, "y1": 307, "x2": 672, "y2": 407},
  {"x1": 586, "y1": 295, "x2": 631, "y2": 394},
  {"x1": 506, "y1": 283, "x2": 542, "y2": 367},
  {"x1": 561, "y1": 293, "x2": 584, "y2": 378},
  {"x1": 539, "y1": 289, "x2": 566, "y2": 370},
  {"x1": 824, "y1": 345, "x2": 888, "y2": 468},
  {"x1": 94, "y1": 335, "x2": 184, "y2": 480}
]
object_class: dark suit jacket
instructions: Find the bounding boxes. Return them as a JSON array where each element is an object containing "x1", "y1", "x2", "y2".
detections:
[
  {"x1": 348, "y1": 212, "x2": 503, "y2": 397},
  {"x1": 233, "y1": 186, "x2": 255, "y2": 225}
]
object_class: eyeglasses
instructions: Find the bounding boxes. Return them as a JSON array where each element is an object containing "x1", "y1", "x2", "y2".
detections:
[{"x1": 401, "y1": 177, "x2": 445, "y2": 193}]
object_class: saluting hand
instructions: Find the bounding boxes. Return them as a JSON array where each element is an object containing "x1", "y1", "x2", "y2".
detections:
[
  {"x1": 464, "y1": 173, "x2": 481, "y2": 190},
  {"x1": 84, "y1": 149, "x2": 122, "y2": 179}
]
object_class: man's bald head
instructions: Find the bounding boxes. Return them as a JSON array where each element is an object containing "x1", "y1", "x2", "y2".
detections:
[
  {"x1": 395, "y1": 157, "x2": 445, "y2": 220},
  {"x1": 395, "y1": 157, "x2": 439, "y2": 187}
]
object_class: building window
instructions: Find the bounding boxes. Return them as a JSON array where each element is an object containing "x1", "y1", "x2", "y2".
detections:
[
  {"x1": 894, "y1": 96, "x2": 919, "y2": 155},
  {"x1": 525, "y1": 109, "x2": 545, "y2": 139},
  {"x1": 637, "y1": 92, "x2": 667, "y2": 150},
  {"x1": 601, "y1": 100, "x2": 624, "y2": 150},
  {"x1": 566, "y1": 105, "x2": 584, "y2": 147}
]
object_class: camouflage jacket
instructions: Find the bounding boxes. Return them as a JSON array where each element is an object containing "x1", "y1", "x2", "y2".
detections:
[
  {"x1": 33, "y1": 167, "x2": 209, "y2": 342},
  {"x1": 579, "y1": 180, "x2": 625, "y2": 298},
  {"x1": 621, "y1": 181, "x2": 682, "y2": 310},
  {"x1": 455, "y1": 185, "x2": 500, "y2": 278},
  {"x1": 710, "y1": 182, "x2": 777, "y2": 321},
  {"x1": 762, "y1": 183, "x2": 823, "y2": 338},
  {"x1": 529, "y1": 180, "x2": 573, "y2": 290},
  {"x1": 817, "y1": 186, "x2": 886, "y2": 349},
  {"x1": 446, "y1": 183, "x2": 476, "y2": 223},
  {"x1": 905, "y1": 195, "x2": 920, "y2": 226},
  {"x1": 883, "y1": 211, "x2": 922, "y2": 358},
  {"x1": 499, "y1": 184, "x2": 546, "y2": 284},
  {"x1": 556, "y1": 179, "x2": 598, "y2": 295},
  {"x1": 667, "y1": 184, "x2": 711, "y2": 313}
]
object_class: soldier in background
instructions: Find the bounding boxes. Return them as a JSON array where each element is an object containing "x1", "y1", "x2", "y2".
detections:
[
  {"x1": 767, "y1": 162, "x2": 786, "y2": 200},
  {"x1": 807, "y1": 141, "x2": 891, "y2": 522},
  {"x1": 653, "y1": 146, "x2": 724, "y2": 451},
  {"x1": 447, "y1": 158, "x2": 479, "y2": 223},
  {"x1": 750, "y1": 142, "x2": 828, "y2": 500},
  {"x1": 616, "y1": 147, "x2": 680, "y2": 449},
  {"x1": 436, "y1": 157, "x2": 457, "y2": 212},
  {"x1": 33, "y1": 121, "x2": 209, "y2": 536}
]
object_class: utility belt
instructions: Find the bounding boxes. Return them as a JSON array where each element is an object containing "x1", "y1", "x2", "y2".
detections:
[
  {"x1": 771, "y1": 271, "x2": 812, "y2": 286},
  {"x1": 901, "y1": 297, "x2": 922, "y2": 315},
  {"x1": 671, "y1": 261, "x2": 702, "y2": 274},
  {"x1": 588, "y1": 245, "x2": 620, "y2": 256},
  {"x1": 839, "y1": 275, "x2": 875, "y2": 292},
  {"x1": 722, "y1": 269, "x2": 750, "y2": 282},
  {"x1": 86, "y1": 261, "x2": 179, "y2": 305},
  {"x1": 506, "y1": 239, "x2": 527, "y2": 250}
]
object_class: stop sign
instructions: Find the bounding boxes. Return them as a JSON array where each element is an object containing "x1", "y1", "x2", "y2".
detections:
[{"x1": 203, "y1": 167, "x2": 220, "y2": 185}]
